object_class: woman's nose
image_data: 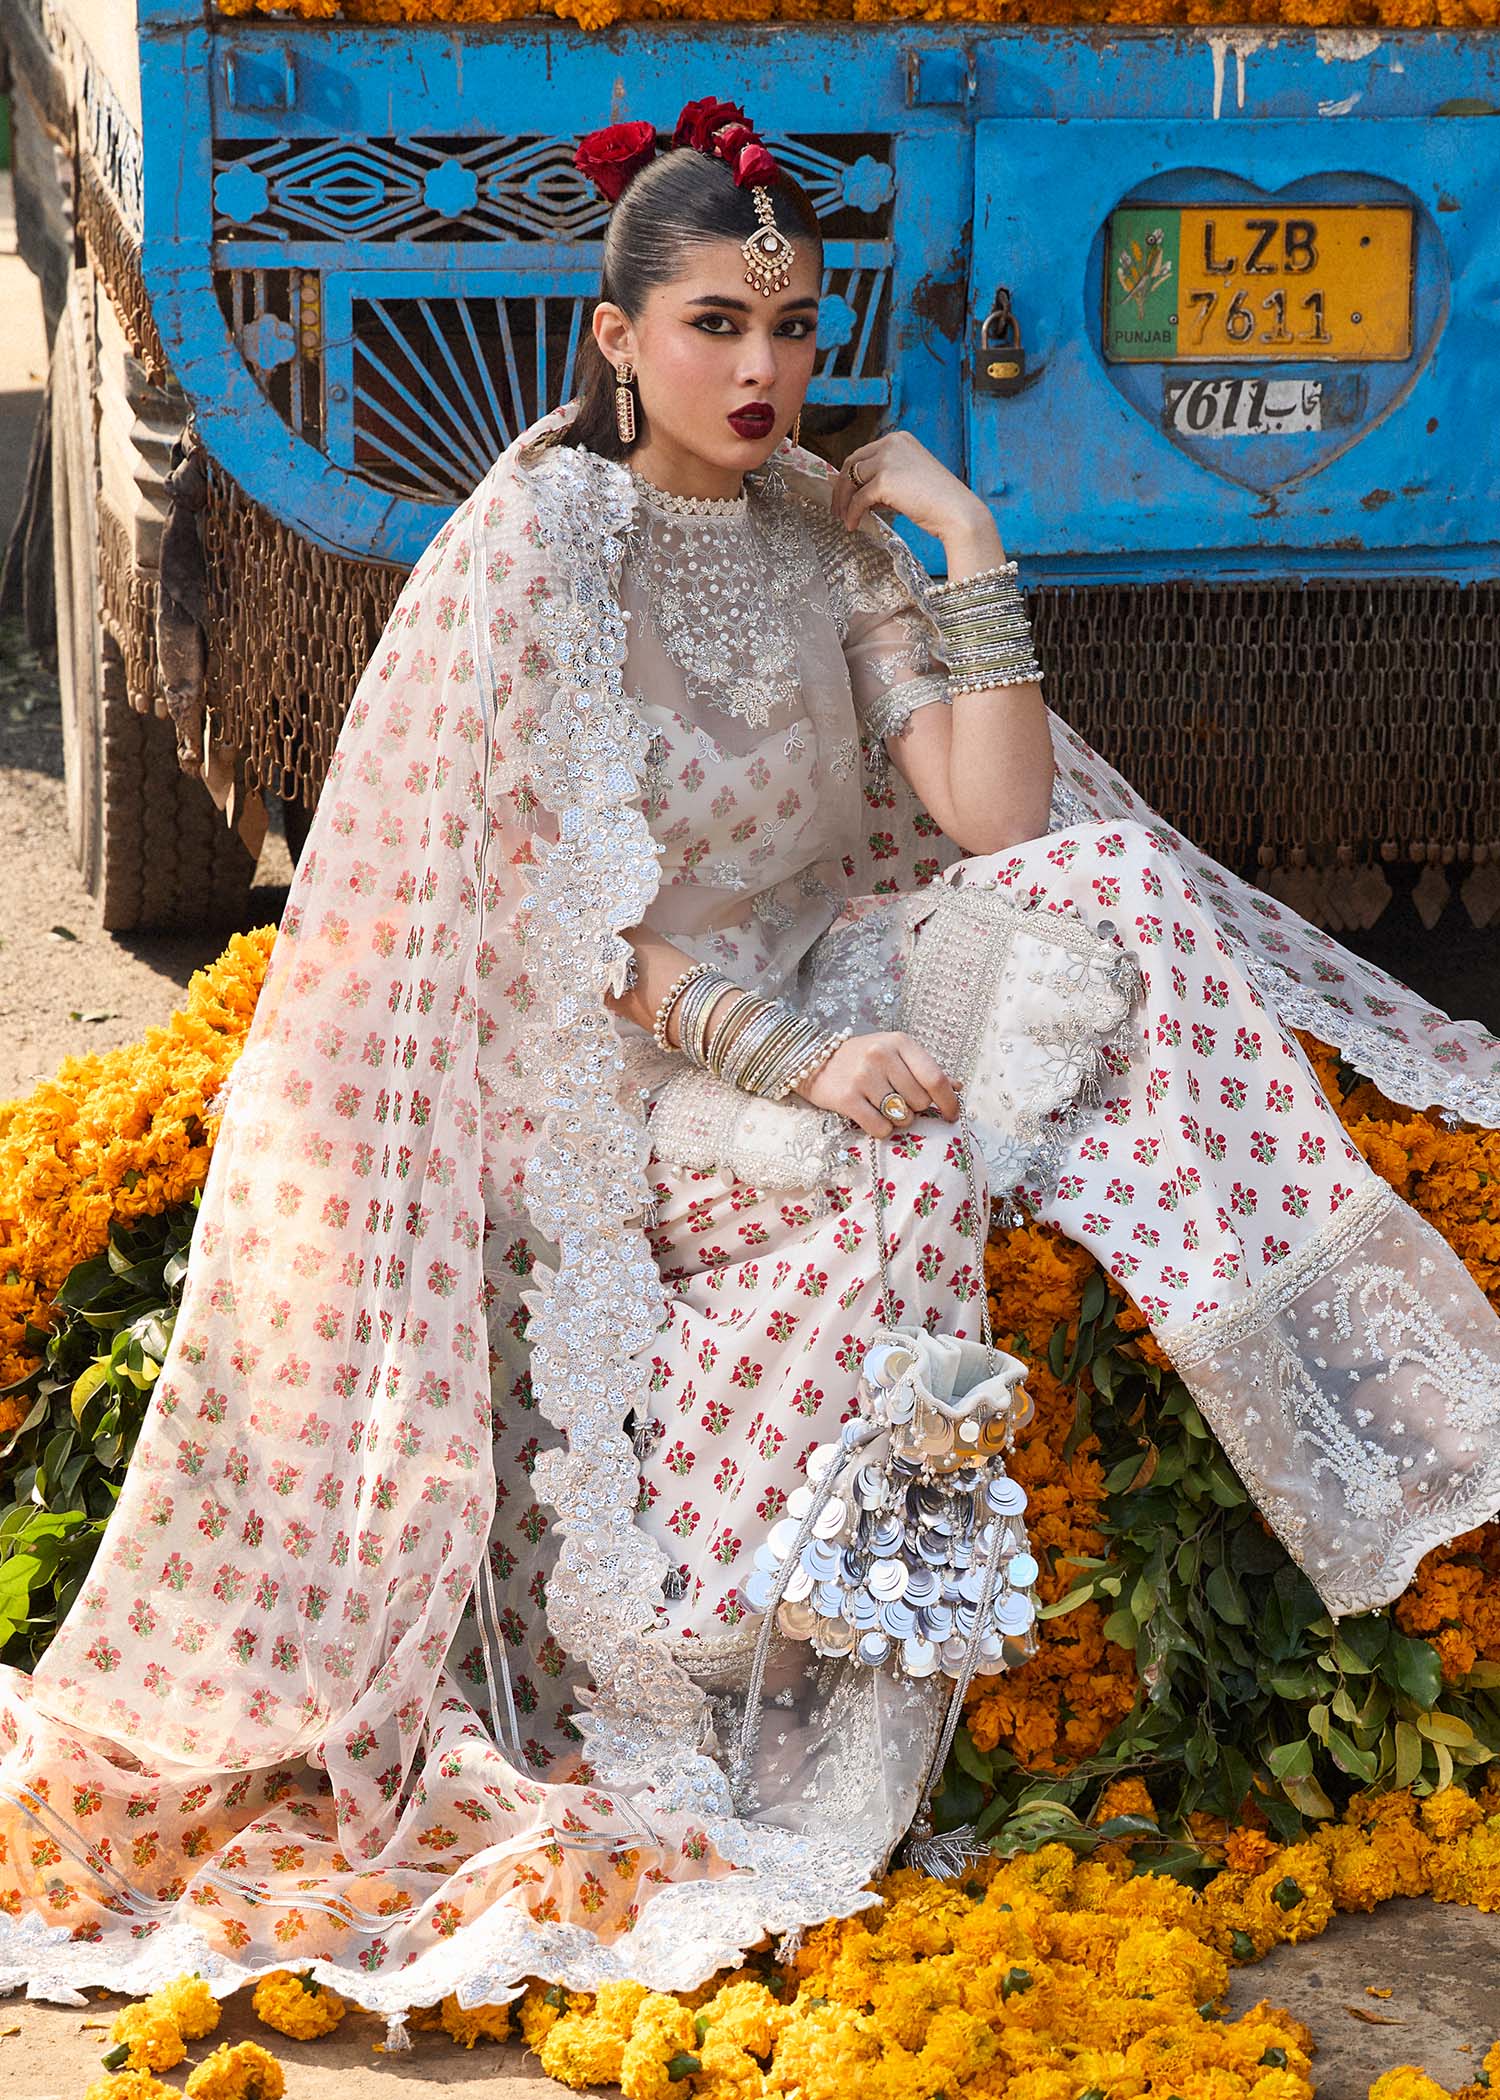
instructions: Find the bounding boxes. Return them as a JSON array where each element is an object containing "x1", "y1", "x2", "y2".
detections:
[{"x1": 736, "y1": 337, "x2": 778, "y2": 386}]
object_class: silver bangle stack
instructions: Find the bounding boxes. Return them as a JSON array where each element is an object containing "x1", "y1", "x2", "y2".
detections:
[
  {"x1": 927, "y1": 559, "x2": 1044, "y2": 695},
  {"x1": 650, "y1": 965, "x2": 850, "y2": 1101}
]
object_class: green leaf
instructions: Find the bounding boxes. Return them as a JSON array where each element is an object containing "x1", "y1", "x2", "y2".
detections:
[
  {"x1": 1037, "y1": 1583, "x2": 1098, "y2": 1622},
  {"x1": 666, "y1": 2053, "x2": 701, "y2": 2081},
  {"x1": 1205, "y1": 1564, "x2": 1248, "y2": 1627},
  {"x1": 1416, "y1": 1711, "x2": 1475, "y2": 1747},
  {"x1": 1388, "y1": 1635, "x2": 1444, "y2": 1709},
  {"x1": 1265, "y1": 1740, "x2": 1314, "y2": 1783},
  {"x1": 1001, "y1": 1968, "x2": 1034, "y2": 2001},
  {"x1": 1282, "y1": 1773, "x2": 1337, "y2": 1820},
  {"x1": 69, "y1": 1359, "x2": 112, "y2": 1423},
  {"x1": 951, "y1": 1727, "x2": 992, "y2": 1786},
  {"x1": 1324, "y1": 1726, "x2": 1379, "y2": 1785},
  {"x1": 0, "y1": 1554, "x2": 42, "y2": 1621}
]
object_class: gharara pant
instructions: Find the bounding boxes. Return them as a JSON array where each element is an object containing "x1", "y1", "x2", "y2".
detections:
[{"x1": 636, "y1": 819, "x2": 1500, "y2": 1630}]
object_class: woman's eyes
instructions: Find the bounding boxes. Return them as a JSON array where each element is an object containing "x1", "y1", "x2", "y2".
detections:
[{"x1": 692, "y1": 316, "x2": 815, "y2": 339}]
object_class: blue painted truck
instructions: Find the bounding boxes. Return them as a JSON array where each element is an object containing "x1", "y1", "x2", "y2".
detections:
[{"x1": 4, "y1": 0, "x2": 1498, "y2": 932}]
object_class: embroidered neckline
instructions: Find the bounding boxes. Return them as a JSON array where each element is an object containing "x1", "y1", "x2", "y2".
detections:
[{"x1": 629, "y1": 468, "x2": 749, "y2": 520}]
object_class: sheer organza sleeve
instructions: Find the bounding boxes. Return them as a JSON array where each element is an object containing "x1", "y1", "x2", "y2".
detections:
[{"x1": 815, "y1": 511, "x2": 952, "y2": 747}]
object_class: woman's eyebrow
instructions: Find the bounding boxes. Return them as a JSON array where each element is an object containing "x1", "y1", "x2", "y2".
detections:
[{"x1": 685, "y1": 293, "x2": 820, "y2": 315}]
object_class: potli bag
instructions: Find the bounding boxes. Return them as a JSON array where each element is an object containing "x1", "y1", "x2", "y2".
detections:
[{"x1": 733, "y1": 1120, "x2": 1041, "y2": 1868}]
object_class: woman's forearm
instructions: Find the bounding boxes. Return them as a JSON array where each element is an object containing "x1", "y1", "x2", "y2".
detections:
[
  {"x1": 936, "y1": 510, "x2": 1056, "y2": 853},
  {"x1": 605, "y1": 925, "x2": 737, "y2": 1048}
]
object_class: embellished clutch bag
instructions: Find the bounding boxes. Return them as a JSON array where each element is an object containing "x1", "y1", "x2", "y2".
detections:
[
  {"x1": 895, "y1": 878, "x2": 1143, "y2": 1197},
  {"x1": 641, "y1": 878, "x2": 1141, "y2": 1205}
]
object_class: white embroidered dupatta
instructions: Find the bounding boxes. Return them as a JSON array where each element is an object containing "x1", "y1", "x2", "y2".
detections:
[{"x1": 1, "y1": 407, "x2": 1498, "y2": 2009}]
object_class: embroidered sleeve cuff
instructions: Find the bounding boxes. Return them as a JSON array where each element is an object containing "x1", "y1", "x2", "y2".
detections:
[{"x1": 861, "y1": 672, "x2": 953, "y2": 747}]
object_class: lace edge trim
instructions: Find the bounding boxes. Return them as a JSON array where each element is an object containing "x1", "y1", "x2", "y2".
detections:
[
  {"x1": 486, "y1": 449, "x2": 710, "y2": 1754},
  {"x1": 1157, "y1": 1174, "x2": 1397, "y2": 1368},
  {"x1": 1324, "y1": 1442, "x2": 1500, "y2": 1619},
  {"x1": 0, "y1": 1791, "x2": 882, "y2": 2007},
  {"x1": 1240, "y1": 952, "x2": 1500, "y2": 1133}
]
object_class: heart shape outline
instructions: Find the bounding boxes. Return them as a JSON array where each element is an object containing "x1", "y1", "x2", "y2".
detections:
[{"x1": 1089, "y1": 171, "x2": 1448, "y2": 496}]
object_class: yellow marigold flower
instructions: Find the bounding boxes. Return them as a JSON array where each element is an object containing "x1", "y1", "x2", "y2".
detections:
[
  {"x1": 515, "y1": 1982, "x2": 590, "y2": 2048},
  {"x1": 917, "y1": 2003, "x2": 998, "y2": 2084},
  {"x1": 695, "y1": 2031, "x2": 766, "y2": 2098},
  {"x1": 183, "y1": 2041, "x2": 286, "y2": 2100},
  {"x1": 145, "y1": 1973, "x2": 221, "y2": 2041},
  {"x1": 1421, "y1": 1788, "x2": 1485, "y2": 1840},
  {"x1": 765, "y1": 2003, "x2": 880, "y2": 2100},
  {"x1": 591, "y1": 1980, "x2": 651, "y2": 2036},
  {"x1": 696, "y1": 1979, "x2": 787, "y2": 2058},
  {"x1": 1233, "y1": 2000, "x2": 1317, "y2": 2063},
  {"x1": 250, "y1": 1968, "x2": 347, "y2": 2039},
  {"x1": 618, "y1": 1993, "x2": 699, "y2": 2100},
  {"x1": 1250, "y1": 2071, "x2": 1317, "y2": 2100},
  {"x1": 106, "y1": 2003, "x2": 187, "y2": 2073},
  {"x1": 1114, "y1": 1922, "x2": 1228, "y2": 2004},
  {"x1": 437, "y1": 1992, "x2": 512, "y2": 2045},
  {"x1": 1224, "y1": 1829, "x2": 1280, "y2": 1874},
  {"x1": 1003, "y1": 2072, "x2": 1077, "y2": 2100},
  {"x1": 1484, "y1": 2041, "x2": 1500, "y2": 2081},
  {"x1": 539, "y1": 2009, "x2": 629, "y2": 2089},
  {"x1": 83, "y1": 2075, "x2": 177, "y2": 2100},
  {"x1": 1368, "y1": 2070, "x2": 1454, "y2": 2100},
  {"x1": 1093, "y1": 1776, "x2": 1157, "y2": 1822}
]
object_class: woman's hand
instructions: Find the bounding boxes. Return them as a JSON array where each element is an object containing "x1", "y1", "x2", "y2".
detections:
[
  {"x1": 793, "y1": 1030, "x2": 961, "y2": 1139},
  {"x1": 830, "y1": 428, "x2": 998, "y2": 552}
]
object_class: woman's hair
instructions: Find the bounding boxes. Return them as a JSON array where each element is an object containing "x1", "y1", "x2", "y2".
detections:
[{"x1": 546, "y1": 147, "x2": 823, "y2": 460}]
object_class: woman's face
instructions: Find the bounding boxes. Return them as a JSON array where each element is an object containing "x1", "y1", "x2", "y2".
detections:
[{"x1": 595, "y1": 234, "x2": 822, "y2": 491}]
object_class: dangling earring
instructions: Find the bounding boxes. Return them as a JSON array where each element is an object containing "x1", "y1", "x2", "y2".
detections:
[
  {"x1": 791, "y1": 408, "x2": 802, "y2": 447},
  {"x1": 614, "y1": 360, "x2": 637, "y2": 446}
]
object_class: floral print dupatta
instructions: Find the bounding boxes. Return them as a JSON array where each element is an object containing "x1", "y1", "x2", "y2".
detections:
[{"x1": 2, "y1": 407, "x2": 1498, "y2": 2012}]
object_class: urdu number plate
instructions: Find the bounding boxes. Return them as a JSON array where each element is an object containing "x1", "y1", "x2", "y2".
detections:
[{"x1": 1105, "y1": 204, "x2": 1414, "y2": 365}]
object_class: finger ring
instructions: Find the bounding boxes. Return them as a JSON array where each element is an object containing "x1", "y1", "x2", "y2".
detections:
[
  {"x1": 878, "y1": 1091, "x2": 912, "y2": 1123},
  {"x1": 849, "y1": 460, "x2": 868, "y2": 488}
]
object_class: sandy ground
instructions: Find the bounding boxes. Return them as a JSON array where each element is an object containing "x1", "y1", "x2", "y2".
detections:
[
  {"x1": 4, "y1": 1898, "x2": 1500, "y2": 2099},
  {"x1": 0, "y1": 621, "x2": 295, "y2": 1102}
]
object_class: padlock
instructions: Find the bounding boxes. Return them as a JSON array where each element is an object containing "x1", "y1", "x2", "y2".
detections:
[{"x1": 974, "y1": 294, "x2": 1027, "y2": 396}]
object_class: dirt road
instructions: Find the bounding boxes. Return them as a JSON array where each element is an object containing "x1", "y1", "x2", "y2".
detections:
[{"x1": 0, "y1": 621, "x2": 295, "y2": 1103}]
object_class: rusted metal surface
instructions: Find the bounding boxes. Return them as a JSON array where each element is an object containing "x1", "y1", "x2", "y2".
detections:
[
  {"x1": 1032, "y1": 576, "x2": 1500, "y2": 929},
  {"x1": 96, "y1": 495, "x2": 158, "y2": 717},
  {"x1": 198, "y1": 461, "x2": 404, "y2": 814},
  {"x1": 77, "y1": 155, "x2": 168, "y2": 385}
]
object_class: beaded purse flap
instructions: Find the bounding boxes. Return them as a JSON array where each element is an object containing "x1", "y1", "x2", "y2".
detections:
[{"x1": 897, "y1": 879, "x2": 1144, "y2": 1198}]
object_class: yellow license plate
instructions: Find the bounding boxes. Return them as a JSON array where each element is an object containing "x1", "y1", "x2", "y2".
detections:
[{"x1": 1105, "y1": 204, "x2": 1414, "y2": 364}]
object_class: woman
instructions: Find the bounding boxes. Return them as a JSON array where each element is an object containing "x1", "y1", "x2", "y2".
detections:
[{"x1": 3, "y1": 95, "x2": 1500, "y2": 2019}]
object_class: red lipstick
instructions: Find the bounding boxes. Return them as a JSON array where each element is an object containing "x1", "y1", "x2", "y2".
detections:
[{"x1": 727, "y1": 402, "x2": 776, "y2": 439}]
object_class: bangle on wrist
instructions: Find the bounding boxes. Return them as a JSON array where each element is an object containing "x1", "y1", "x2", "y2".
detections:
[
  {"x1": 651, "y1": 962, "x2": 713, "y2": 1051},
  {"x1": 930, "y1": 563, "x2": 1044, "y2": 692}
]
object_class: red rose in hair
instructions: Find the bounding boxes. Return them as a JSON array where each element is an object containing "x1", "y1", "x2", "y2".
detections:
[
  {"x1": 573, "y1": 120, "x2": 658, "y2": 204},
  {"x1": 672, "y1": 96, "x2": 750, "y2": 153},
  {"x1": 711, "y1": 120, "x2": 755, "y2": 161},
  {"x1": 731, "y1": 141, "x2": 779, "y2": 188}
]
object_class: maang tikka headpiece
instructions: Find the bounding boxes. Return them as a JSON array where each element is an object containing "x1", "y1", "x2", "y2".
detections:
[{"x1": 573, "y1": 96, "x2": 798, "y2": 298}]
